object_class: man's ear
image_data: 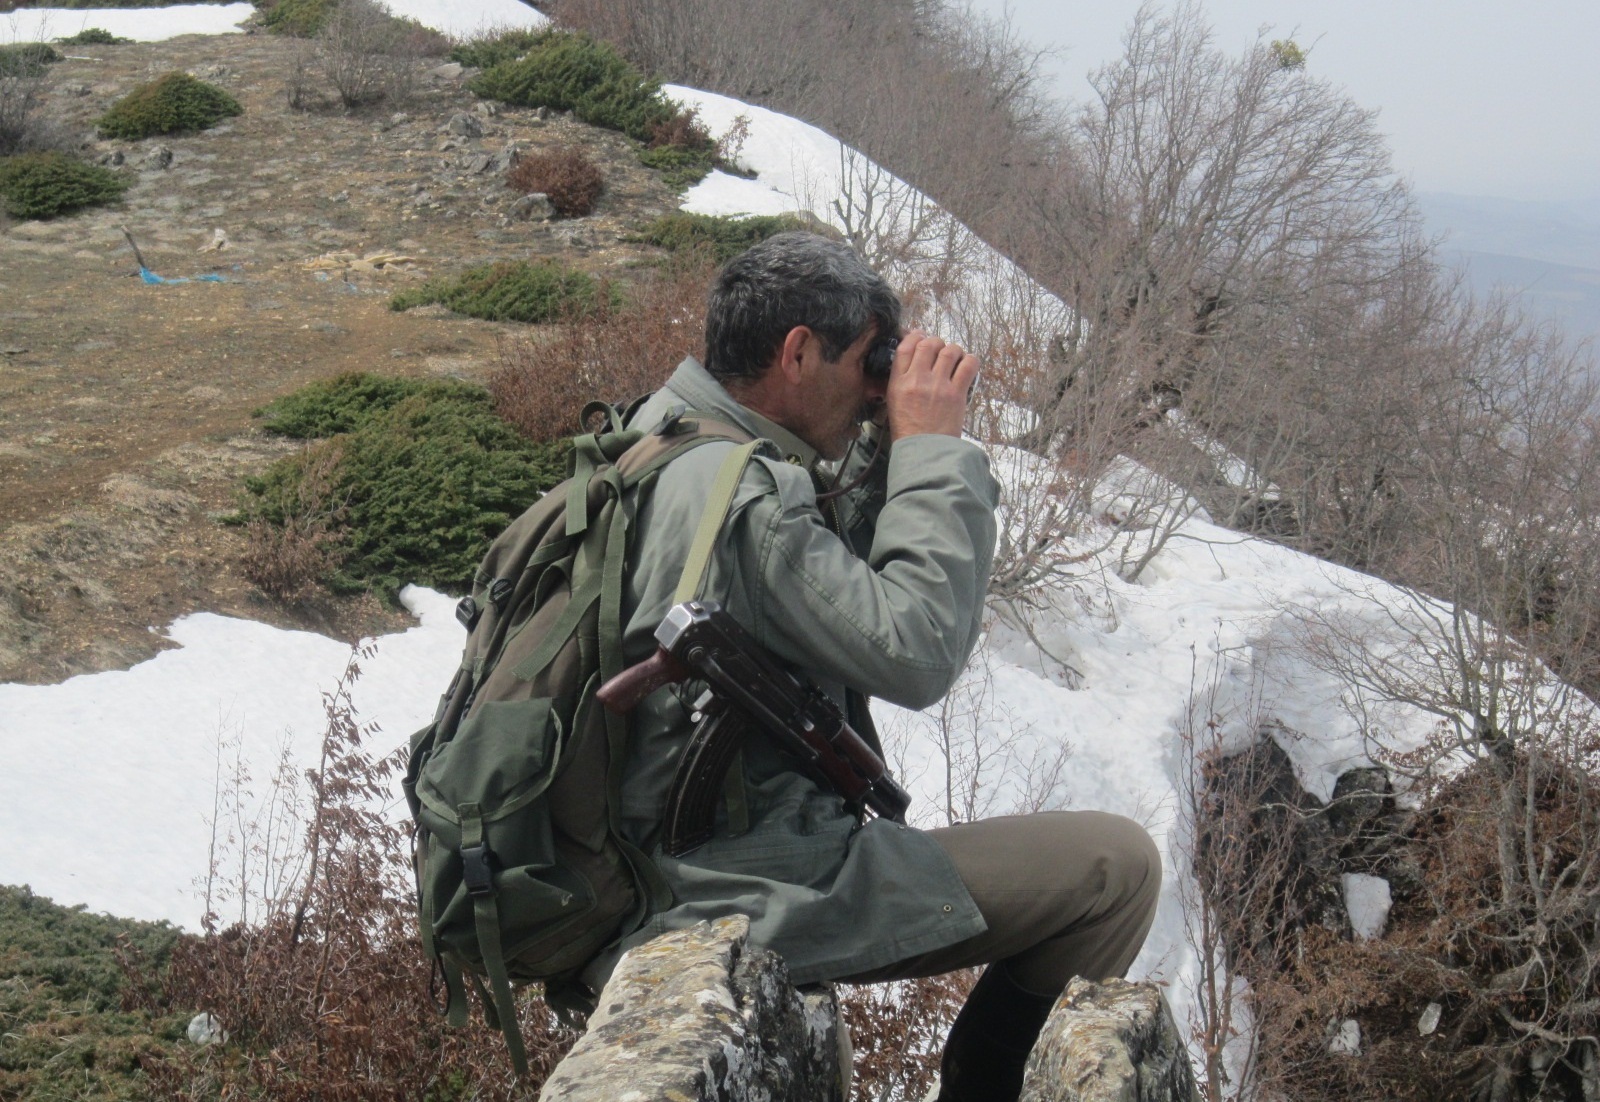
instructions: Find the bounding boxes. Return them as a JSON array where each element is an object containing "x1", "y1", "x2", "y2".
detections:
[{"x1": 776, "y1": 325, "x2": 814, "y2": 384}]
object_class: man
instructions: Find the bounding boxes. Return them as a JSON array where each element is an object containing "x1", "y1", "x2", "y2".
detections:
[{"x1": 601, "y1": 232, "x2": 1160, "y2": 1101}]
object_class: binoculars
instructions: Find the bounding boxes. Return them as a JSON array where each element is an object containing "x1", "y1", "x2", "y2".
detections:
[{"x1": 864, "y1": 337, "x2": 899, "y2": 379}]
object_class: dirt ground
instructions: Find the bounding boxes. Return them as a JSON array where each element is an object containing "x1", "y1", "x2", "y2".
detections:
[{"x1": 0, "y1": 29, "x2": 685, "y2": 683}]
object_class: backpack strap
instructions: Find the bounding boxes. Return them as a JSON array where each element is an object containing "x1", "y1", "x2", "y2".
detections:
[
  {"x1": 460, "y1": 801, "x2": 532, "y2": 1076},
  {"x1": 673, "y1": 440, "x2": 763, "y2": 836},
  {"x1": 675, "y1": 440, "x2": 763, "y2": 603},
  {"x1": 597, "y1": 428, "x2": 763, "y2": 941}
]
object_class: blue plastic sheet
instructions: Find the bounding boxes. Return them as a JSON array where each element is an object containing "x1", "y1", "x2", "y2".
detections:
[{"x1": 139, "y1": 266, "x2": 224, "y2": 285}]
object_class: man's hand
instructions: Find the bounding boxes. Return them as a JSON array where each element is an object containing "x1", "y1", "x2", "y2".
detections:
[{"x1": 884, "y1": 330, "x2": 979, "y2": 444}]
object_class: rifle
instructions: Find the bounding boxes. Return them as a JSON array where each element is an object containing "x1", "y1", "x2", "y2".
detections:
[{"x1": 596, "y1": 600, "x2": 911, "y2": 856}]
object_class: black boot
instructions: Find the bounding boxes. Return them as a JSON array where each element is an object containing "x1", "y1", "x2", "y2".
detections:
[{"x1": 936, "y1": 963, "x2": 1058, "y2": 1102}]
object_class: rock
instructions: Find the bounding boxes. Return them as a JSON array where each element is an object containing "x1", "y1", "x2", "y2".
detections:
[
  {"x1": 473, "y1": 100, "x2": 499, "y2": 118},
  {"x1": 1326, "y1": 767, "x2": 1389, "y2": 839},
  {"x1": 99, "y1": 150, "x2": 124, "y2": 166},
  {"x1": 428, "y1": 61, "x2": 464, "y2": 80},
  {"x1": 1327, "y1": 1018, "x2": 1361, "y2": 1056},
  {"x1": 1020, "y1": 978, "x2": 1199, "y2": 1102},
  {"x1": 142, "y1": 145, "x2": 173, "y2": 170},
  {"x1": 1418, "y1": 1002, "x2": 1442, "y2": 1036},
  {"x1": 540, "y1": 915, "x2": 844, "y2": 1102},
  {"x1": 446, "y1": 112, "x2": 483, "y2": 138},
  {"x1": 1340, "y1": 873, "x2": 1392, "y2": 940},
  {"x1": 464, "y1": 152, "x2": 493, "y2": 175},
  {"x1": 186, "y1": 1012, "x2": 226, "y2": 1045},
  {"x1": 508, "y1": 192, "x2": 553, "y2": 221},
  {"x1": 490, "y1": 142, "x2": 523, "y2": 174}
]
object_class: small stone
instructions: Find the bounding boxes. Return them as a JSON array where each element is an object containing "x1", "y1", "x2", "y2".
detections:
[
  {"x1": 389, "y1": 112, "x2": 410, "y2": 126},
  {"x1": 428, "y1": 62, "x2": 464, "y2": 80},
  {"x1": 186, "y1": 1012, "x2": 226, "y2": 1045},
  {"x1": 141, "y1": 145, "x2": 173, "y2": 170},
  {"x1": 535, "y1": 105, "x2": 553, "y2": 120},
  {"x1": 1418, "y1": 1002, "x2": 1442, "y2": 1036},
  {"x1": 509, "y1": 192, "x2": 553, "y2": 222},
  {"x1": 466, "y1": 153, "x2": 493, "y2": 174},
  {"x1": 1341, "y1": 873, "x2": 1392, "y2": 941},
  {"x1": 473, "y1": 100, "x2": 499, "y2": 118},
  {"x1": 446, "y1": 112, "x2": 483, "y2": 138},
  {"x1": 1328, "y1": 1018, "x2": 1361, "y2": 1056},
  {"x1": 99, "y1": 149, "x2": 124, "y2": 166}
]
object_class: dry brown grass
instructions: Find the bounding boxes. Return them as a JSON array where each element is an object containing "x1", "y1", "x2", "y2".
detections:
[
  {"x1": 121, "y1": 648, "x2": 577, "y2": 1098},
  {"x1": 489, "y1": 259, "x2": 714, "y2": 443},
  {"x1": 1194, "y1": 740, "x2": 1600, "y2": 1102},
  {"x1": 238, "y1": 440, "x2": 347, "y2": 602}
]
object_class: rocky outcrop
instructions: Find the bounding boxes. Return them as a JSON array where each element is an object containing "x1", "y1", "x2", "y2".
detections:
[
  {"x1": 1020, "y1": 978, "x2": 1199, "y2": 1102},
  {"x1": 538, "y1": 915, "x2": 844, "y2": 1102}
]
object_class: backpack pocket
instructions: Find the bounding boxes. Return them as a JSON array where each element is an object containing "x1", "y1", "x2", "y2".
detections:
[
  {"x1": 413, "y1": 697, "x2": 599, "y2": 968},
  {"x1": 416, "y1": 697, "x2": 562, "y2": 832}
]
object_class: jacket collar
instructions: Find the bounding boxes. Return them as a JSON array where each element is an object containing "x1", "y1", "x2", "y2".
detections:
[{"x1": 661, "y1": 357, "x2": 820, "y2": 468}]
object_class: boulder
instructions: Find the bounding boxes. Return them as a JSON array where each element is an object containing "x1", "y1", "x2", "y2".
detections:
[
  {"x1": 509, "y1": 192, "x2": 553, "y2": 222},
  {"x1": 1019, "y1": 978, "x2": 1199, "y2": 1102},
  {"x1": 539, "y1": 915, "x2": 844, "y2": 1102},
  {"x1": 446, "y1": 111, "x2": 484, "y2": 138},
  {"x1": 491, "y1": 142, "x2": 523, "y2": 174}
]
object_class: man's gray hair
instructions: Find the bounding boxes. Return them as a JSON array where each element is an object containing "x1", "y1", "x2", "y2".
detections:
[{"x1": 704, "y1": 231, "x2": 902, "y2": 382}]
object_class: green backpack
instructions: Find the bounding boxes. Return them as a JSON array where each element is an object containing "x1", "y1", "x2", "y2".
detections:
[{"x1": 403, "y1": 403, "x2": 758, "y2": 1075}]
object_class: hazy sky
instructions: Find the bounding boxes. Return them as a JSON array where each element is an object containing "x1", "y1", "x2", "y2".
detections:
[{"x1": 965, "y1": 0, "x2": 1600, "y2": 205}]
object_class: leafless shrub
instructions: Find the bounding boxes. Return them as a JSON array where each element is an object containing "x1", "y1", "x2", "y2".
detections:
[
  {"x1": 840, "y1": 971, "x2": 974, "y2": 1102},
  {"x1": 489, "y1": 259, "x2": 712, "y2": 442},
  {"x1": 506, "y1": 144, "x2": 605, "y2": 218},
  {"x1": 239, "y1": 440, "x2": 348, "y2": 602},
  {"x1": 0, "y1": 40, "x2": 63, "y2": 156},
  {"x1": 647, "y1": 103, "x2": 713, "y2": 152},
  {"x1": 284, "y1": 46, "x2": 328, "y2": 112},
  {"x1": 122, "y1": 647, "x2": 578, "y2": 1098},
  {"x1": 314, "y1": 0, "x2": 422, "y2": 110}
]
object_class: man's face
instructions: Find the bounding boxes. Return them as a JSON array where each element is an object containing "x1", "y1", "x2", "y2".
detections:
[{"x1": 794, "y1": 327, "x2": 887, "y2": 462}]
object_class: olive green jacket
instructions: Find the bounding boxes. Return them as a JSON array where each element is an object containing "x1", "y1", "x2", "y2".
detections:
[{"x1": 601, "y1": 356, "x2": 999, "y2": 985}]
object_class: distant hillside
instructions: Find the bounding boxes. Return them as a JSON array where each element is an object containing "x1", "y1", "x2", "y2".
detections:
[{"x1": 1418, "y1": 191, "x2": 1600, "y2": 348}]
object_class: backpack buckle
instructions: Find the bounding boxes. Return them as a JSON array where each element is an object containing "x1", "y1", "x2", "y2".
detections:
[
  {"x1": 654, "y1": 406, "x2": 698, "y2": 437},
  {"x1": 455, "y1": 596, "x2": 481, "y2": 632},
  {"x1": 460, "y1": 842, "x2": 495, "y2": 897},
  {"x1": 488, "y1": 578, "x2": 513, "y2": 609}
]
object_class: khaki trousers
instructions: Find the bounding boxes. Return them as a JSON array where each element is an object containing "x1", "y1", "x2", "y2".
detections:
[{"x1": 838, "y1": 810, "x2": 1161, "y2": 996}]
